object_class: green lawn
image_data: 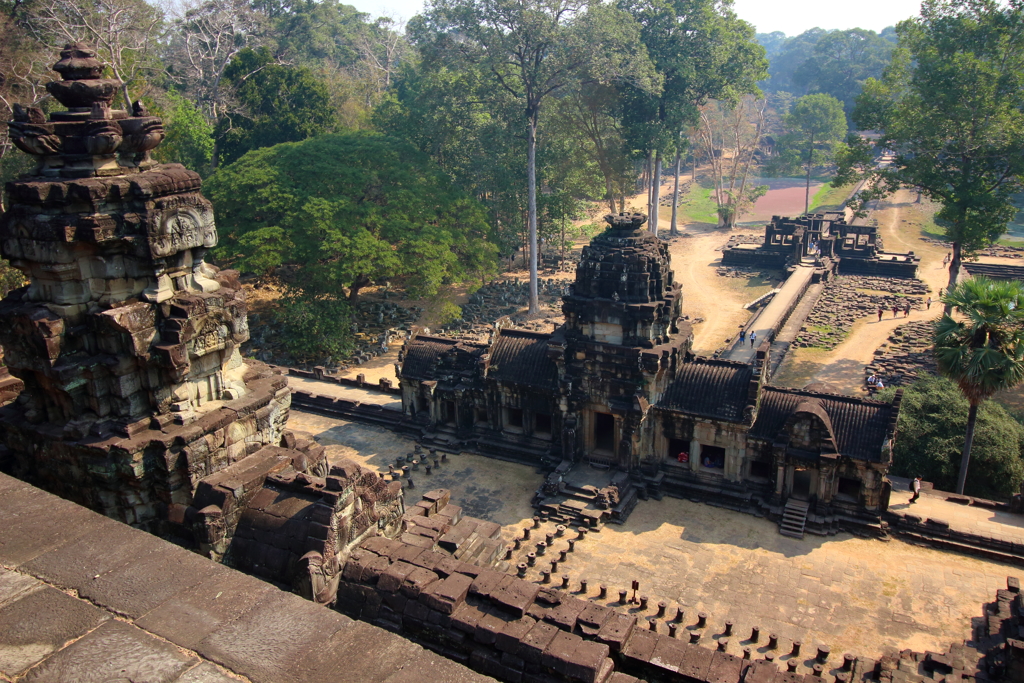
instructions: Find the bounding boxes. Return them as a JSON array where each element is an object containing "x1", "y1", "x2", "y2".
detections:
[
  {"x1": 678, "y1": 184, "x2": 720, "y2": 224},
  {"x1": 807, "y1": 181, "x2": 856, "y2": 213}
]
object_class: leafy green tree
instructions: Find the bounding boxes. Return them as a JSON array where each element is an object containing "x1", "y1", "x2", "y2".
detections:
[
  {"x1": 775, "y1": 93, "x2": 846, "y2": 213},
  {"x1": 934, "y1": 276, "x2": 1024, "y2": 494},
  {"x1": 763, "y1": 28, "x2": 829, "y2": 94},
  {"x1": 412, "y1": 0, "x2": 657, "y2": 313},
  {"x1": 618, "y1": 0, "x2": 767, "y2": 233},
  {"x1": 792, "y1": 28, "x2": 894, "y2": 121},
  {"x1": 274, "y1": 291, "x2": 353, "y2": 364},
  {"x1": 206, "y1": 132, "x2": 498, "y2": 302},
  {"x1": 850, "y1": 0, "x2": 1024, "y2": 293},
  {"x1": 153, "y1": 92, "x2": 215, "y2": 174},
  {"x1": 214, "y1": 47, "x2": 337, "y2": 167},
  {"x1": 879, "y1": 374, "x2": 1024, "y2": 500}
]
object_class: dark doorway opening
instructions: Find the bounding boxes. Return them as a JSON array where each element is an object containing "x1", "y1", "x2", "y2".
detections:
[
  {"x1": 594, "y1": 413, "x2": 615, "y2": 452},
  {"x1": 750, "y1": 460, "x2": 772, "y2": 480},
  {"x1": 837, "y1": 477, "x2": 860, "y2": 499},
  {"x1": 442, "y1": 401, "x2": 456, "y2": 425},
  {"x1": 506, "y1": 407, "x2": 523, "y2": 429},
  {"x1": 475, "y1": 408, "x2": 488, "y2": 424},
  {"x1": 535, "y1": 413, "x2": 552, "y2": 437},
  {"x1": 792, "y1": 469, "x2": 813, "y2": 499},
  {"x1": 668, "y1": 438, "x2": 689, "y2": 464}
]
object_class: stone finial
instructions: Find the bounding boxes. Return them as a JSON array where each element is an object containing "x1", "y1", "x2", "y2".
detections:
[
  {"x1": 46, "y1": 43, "x2": 121, "y2": 110},
  {"x1": 604, "y1": 212, "x2": 648, "y2": 231}
]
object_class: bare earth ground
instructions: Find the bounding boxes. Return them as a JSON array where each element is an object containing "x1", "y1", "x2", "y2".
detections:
[{"x1": 285, "y1": 411, "x2": 1009, "y2": 666}]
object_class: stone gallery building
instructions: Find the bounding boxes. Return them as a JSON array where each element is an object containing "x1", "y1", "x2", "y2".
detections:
[{"x1": 400, "y1": 214, "x2": 901, "y2": 536}]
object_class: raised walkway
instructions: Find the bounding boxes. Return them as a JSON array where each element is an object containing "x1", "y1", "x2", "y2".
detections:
[
  {"x1": 721, "y1": 263, "x2": 816, "y2": 364},
  {"x1": 0, "y1": 471, "x2": 492, "y2": 683}
]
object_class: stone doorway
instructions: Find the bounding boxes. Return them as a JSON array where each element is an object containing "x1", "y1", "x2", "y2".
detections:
[
  {"x1": 792, "y1": 468, "x2": 814, "y2": 500},
  {"x1": 588, "y1": 411, "x2": 616, "y2": 466}
]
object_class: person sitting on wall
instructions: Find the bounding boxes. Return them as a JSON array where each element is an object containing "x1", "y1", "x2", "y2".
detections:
[
  {"x1": 867, "y1": 374, "x2": 877, "y2": 387},
  {"x1": 677, "y1": 450, "x2": 689, "y2": 463}
]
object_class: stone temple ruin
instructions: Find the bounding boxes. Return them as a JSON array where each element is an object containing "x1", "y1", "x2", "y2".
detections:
[
  {"x1": 7, "y1": 42, "x2": 1024, "y2": 683},
  {"x1": 399, "y1": 213, "x2": 902, "y2": 538},
  {"x1": 722, "y1": 213, "x2": 920, "y2": 277},
  {"x1": 0, "y1": 43, "x2": 406, "y2": 601}
]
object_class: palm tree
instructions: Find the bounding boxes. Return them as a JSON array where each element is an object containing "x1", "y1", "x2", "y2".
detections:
[{"x1": 934, "y1": 276, "x2": 1024, "y2": 495}]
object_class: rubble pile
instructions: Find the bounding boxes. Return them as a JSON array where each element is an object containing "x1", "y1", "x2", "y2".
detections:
[
  {"x1": 864, "y1": 320, "x2": 937, "y2": 388},
  {"x1": 796, "y1": 276, "x2": 930, "y2": 350}
]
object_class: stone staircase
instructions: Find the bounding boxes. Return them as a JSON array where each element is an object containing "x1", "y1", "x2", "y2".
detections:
[
  {"x1": 780, "y1": 498, "x2": 810, "y2": 539},
  {"x1": 534, "y1": 468, "x2": 640, "y2": 526}
]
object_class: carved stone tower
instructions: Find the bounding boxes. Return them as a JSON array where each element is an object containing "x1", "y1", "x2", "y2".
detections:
[
  {"x1": 0, "y1": 44, "x2": 292, "y2": 530},
  {"x1": 556, "y1": 212, "x2": 691, "y2": 470},
  {"x1": 563, "y1": 212, "x2": 683, "y2": 347}
]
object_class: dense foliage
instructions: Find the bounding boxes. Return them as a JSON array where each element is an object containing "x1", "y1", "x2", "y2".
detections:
[
  {"x1": 848, "y1": 0, "x2": 1024, "y2": 292},
  {"x1": 879, "y1": 375, "x2": 1024, "y2": 500},
  {"x1": 206, "y1": 132, "x2": 498, "y2": 301}
]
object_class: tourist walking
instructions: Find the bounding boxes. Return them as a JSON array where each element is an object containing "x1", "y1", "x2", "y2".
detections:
[
  {"x1": 904, "y1": 303, "x2": 911, "y2": 317},
  {"x1": 749, "y1": 331, "x2": 756, "y2": 348},
  {"x1": 892, "y1": 305, "x2": 899, "y2": 318},
  {"x1": 877, "y1": 308, "x2": 884, "y2": 322},
  {"x1": 926, "y1": 296, "x2": 932, "y2": 309},
  {"x1": 739, "y1": 330, "x2": 746, "y2": 343},
  {"x1": 910, "y1": 476, "x2": 922, "y2": 503}
]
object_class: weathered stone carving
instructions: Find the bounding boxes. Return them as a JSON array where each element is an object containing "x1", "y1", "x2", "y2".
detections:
[{"x1": 0, "y1": 43, "x2": 289, "y2": 534}]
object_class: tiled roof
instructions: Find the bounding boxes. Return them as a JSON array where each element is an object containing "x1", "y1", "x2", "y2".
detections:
[
  {"x1": 658, "y1": 358, "x2": 753, "y2": 422},
  {"x1": 751, "y1": 386, "x2": 895, "y2": 461},
  {"x1": 401, "y1": 335, "x2": 459, "y2": 381},
  {"x1": 488, "y1": 329, "x2": 557, "y2": 390}
]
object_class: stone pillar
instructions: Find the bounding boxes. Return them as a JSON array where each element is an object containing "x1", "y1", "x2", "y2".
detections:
[{"x1": 690, "y1": 437, "x2": 701, "y2": 473}]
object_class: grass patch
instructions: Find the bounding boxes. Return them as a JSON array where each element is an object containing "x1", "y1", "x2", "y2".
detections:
[
  {"x1": 807, "y1": 181, "x2": 856, "y2": 213},
  {"x1": 679, "y1": 185, "x2": 720, "y2": 224}
]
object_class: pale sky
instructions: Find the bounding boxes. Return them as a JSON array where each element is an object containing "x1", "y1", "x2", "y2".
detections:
[{"x1": 347, "y1": 0, "x2": 924, "y2": 37}]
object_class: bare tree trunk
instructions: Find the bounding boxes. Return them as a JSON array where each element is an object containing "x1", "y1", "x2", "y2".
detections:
[
  {"x1": 804, "y1": 135, "x2": 814, "y2": 214},
  {"x1": 651, "y1": 150, "x2": 661, "y2": 236},
  {"x1": 957, "y1": 401, "x2": 979, "y2": 495},
  {"x1": 527, "y1": 115, "x2": 539, "y2": 314},
  {"x1": 670, "y1": 147, "x2": 681, "y2": 236},
  {"x1": 944, "y1": 241, "x2": 962, "y2": 314}
]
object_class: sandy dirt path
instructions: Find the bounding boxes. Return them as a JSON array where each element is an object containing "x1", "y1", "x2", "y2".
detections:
[{"x1": 773, "y1": 191, "x2": 950, "y2": 393}]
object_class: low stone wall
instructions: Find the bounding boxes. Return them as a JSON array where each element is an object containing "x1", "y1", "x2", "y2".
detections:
[
  {"x1": 864, "y1": 321, "x2": 936, "y2": 388},
  {"x1": 721, "y1": 248, "x2": 789, "y2": 269},
  {"x1": 0, "y1": 472, "x2": 492, "y2": 683},
  {"x1": 287, "y1": 366, "x2": 403, "y2": 395},
  {"x1": 837, "y1": 257, "x2": 919, "y2": 278},
  {"x1": 337, "y1": 492, "x2": 1015, "y2": 683}
]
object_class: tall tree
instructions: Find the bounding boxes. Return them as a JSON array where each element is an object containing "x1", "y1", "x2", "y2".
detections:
[
  {"x1": 696, "y1": 96, "x2": 769, "y2": 227},
  {"x1": 934, "y1": 276, "x2": 1024, "y2": 495},
  {"x1": 164, "y1": 0, "x2": 266, "y2": 122},
  {"x1": 792, "y1": 28, "x2": 894, "y2": 121},
  {"x1": 411, "y1": 0, "x2": 657, "y2": 313},
  {"x1": 850, "y1": 0, "x2": 1024, "y2": 295},
  {"x1": 214, "y1": 47, "x2": 337, "y2": 166},
  {"x1": 780, "y1": 93, "x2": 846, "y2": 213},
  {"x1": 618, "y1": 0, "x2": 767, "y2": 235},
  {"x1": 18, "y1": 0, "x2": 163, "y2": 107},
  {"x1": 207, "y1": 132, "x2": 499, "y2": 301}
]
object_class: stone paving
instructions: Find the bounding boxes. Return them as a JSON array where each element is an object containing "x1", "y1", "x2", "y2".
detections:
[
  {"x1": 0, "y1": 471, "x2": 493, "y2": 683},
  {"x1": 889, "y1": 486, "x2": 1024, "y2": 547},
  {"x1": 288, "y1": 375, "x2": 403, "y2": 408},
  {"x1": 286, "y1": 408, "x2": 1014, "y2": 669}
]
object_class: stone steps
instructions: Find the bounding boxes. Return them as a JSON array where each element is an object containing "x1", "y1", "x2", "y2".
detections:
[{"x1": 780, "y1": 498, "x2": 810, "y2": 539}]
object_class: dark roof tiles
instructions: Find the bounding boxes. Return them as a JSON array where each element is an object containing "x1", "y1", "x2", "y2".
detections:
[
  {"x1": 401, "y1": 336, "x2": 459, "y2": 381},
  {"x1": 658, "y1": 358, "x2": 753, "y2": 422},
  {"x1": 751, "y1": 386, "x2": 895, "y2": 461},
  {"x1": 488, "y1": 330, "x2": 557, "y2": 390}
]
